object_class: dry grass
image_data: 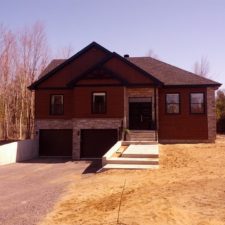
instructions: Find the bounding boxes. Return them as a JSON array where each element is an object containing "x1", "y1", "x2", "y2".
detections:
[{"x1": 40, "y1": 135, "x2": 225, "y2": 225}]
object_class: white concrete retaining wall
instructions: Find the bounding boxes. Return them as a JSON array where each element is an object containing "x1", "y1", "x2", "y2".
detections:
[
  {"x1": 102, "y1": 141, "x2": 122, "y2": 166},
  {"x1": 0, "y1": 139, "x2": 38, "y2": 165}
]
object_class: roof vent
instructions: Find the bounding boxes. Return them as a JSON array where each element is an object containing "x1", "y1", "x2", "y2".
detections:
[{"x1": 124, "y1": 54, "x2": 129, "y2": 58}]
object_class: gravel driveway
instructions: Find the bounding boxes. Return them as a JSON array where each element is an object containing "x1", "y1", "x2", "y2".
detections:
[{"x1": 0, "y1": 158, "x2": 99, "y2": 225}]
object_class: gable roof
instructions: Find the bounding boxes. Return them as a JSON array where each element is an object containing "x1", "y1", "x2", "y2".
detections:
[
  {"x1": 29, "y1": 42, "x2": 221, "y2": 90},
  {"x1": 66, "y1": 54, "x2": 130, "y2": 87},
  {"x1": 28, "y1": 42, "x2": 112, "y2": 89},
  {"x1": 111, "y1": 52, "x2": 163, "y2": 86},
  {"x1": 66, "y1": 52, "x2": 163, "y2": 87},
  {"x1": 128, "y1": 57, "x2": 221, "y2": 87},
  {"x1": 29, "y1": 42, "x2": 162, "y2": 90}
]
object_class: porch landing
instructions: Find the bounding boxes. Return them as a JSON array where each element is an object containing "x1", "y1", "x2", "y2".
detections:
[
  {"x1": 101, "y1": 142, "x2": 159, "y2": 170},
  {"x1": 122, "y1": 144, "x2": 158, "y2": 158}
]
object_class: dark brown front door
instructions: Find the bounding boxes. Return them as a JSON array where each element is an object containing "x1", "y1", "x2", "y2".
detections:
[
  {"x1": 80, "y1": 129, "x2": 118, "y2": 158},
  {"x1": 39, "y1": 129, "x2": 72, "y2": 157},
  {"x1": 129, "y1": 102, "x2": 152, "y2": 130}
]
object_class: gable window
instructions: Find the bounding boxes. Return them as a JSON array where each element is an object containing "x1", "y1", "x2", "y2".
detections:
[
  {"x1": 92, "y1": 92, "x2": 106, "y2": 114},
  {"x1": 50, "y1": 95, "x2": 64, "y2": 115},
  {"x1": 166, "y1": 93, "x2": 180, "y2": 114},
  {"x1": 190, "y1": 93, "x2": 205, "y2": 114}
]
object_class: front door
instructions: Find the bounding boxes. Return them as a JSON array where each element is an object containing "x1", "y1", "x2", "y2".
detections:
[{"x1": 129, "y1": 102, "x2": 152, "y2": 130}]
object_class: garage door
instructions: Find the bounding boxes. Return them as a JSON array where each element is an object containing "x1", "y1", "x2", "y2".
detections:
[
  {"x1": 80, "y1": 129, "x2": 118, "y2": 158},
  {"x1": 39, "y1": 129, "x2": 72, "y2": 157}
]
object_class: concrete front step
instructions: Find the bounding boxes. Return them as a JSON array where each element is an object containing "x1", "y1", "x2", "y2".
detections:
[
  {"x1": 129, "y1": 132, "x2": 155, "y2": 137},
  {"x1": 129, "y1": 133, "x2": 156, "y2": 136},
  {"x1": 129, "y1": 137, "x2": 155, "y2": 141},
  {"x1": 122, "y1": 153, "x2": 158, "y2": 158},
  {"x1": 101, "y1": 163, "x2": 159, "y2": 170},
  {"x1": 122, "y1": 141, "x2": 158, "y2": 145},
  {"x1": 129, "y1": 137, "x2": 156, "y2": 141},
  {"x1": 128, "y1": 131, "x2": 157, "y2": 141},
  {"x1": 102, "y1": 141, "x2": 160, "y2": 170},
  {"x1": 106, "y1": 157, "x2": 159, "y2": 165},
  {"x1": 129, "y1": 130, "x2": 156, "y2": 133}
]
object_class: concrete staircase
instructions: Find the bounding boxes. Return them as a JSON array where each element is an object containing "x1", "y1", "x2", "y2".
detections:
[
  {"x1": 102, "y1": 143, "x2": 159, "y2": 170},
  {"x1": 127, "y1": 130, "x2": 157, "y2": 142}
]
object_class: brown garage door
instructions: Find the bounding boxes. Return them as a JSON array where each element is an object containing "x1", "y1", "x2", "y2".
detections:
[
  {"x1": 80, "y1": 129, "x2": 118, "y2": 158},
  {"x1": 39, "y1": 129, "x2": 72, "y2": 157}
]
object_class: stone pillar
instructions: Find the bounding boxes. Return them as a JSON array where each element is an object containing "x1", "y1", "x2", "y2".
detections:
[{"x1": 207, "y1": 87, "x2": 217, "y2": 142}]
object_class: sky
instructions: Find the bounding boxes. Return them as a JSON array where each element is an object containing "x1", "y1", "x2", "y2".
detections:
[{"x1": 0, "y1": 0, "x2": 224, "y2": 88}]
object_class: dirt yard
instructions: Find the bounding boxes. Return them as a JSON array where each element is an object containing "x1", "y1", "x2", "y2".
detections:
[{"x1": 40, "y1": 136, "x2": 225, "y2": 225}]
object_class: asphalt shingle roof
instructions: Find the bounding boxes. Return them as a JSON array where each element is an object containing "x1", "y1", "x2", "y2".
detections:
[
  {"x1": 128, "y1": 57, "x2": 220, "y2": 86},
  {"x1": 39, "y1": 59, "x2": 65, "y2": 78},
  {"x1": 38, "y1": 56, "x2": 221, "y2": 87}
]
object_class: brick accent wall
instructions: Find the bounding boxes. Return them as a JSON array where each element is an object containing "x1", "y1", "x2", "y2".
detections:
[
  {"x1": 155, "y1": 88, "x2": 159, "y2": 136},
  {"x1": 207, "y1": 87, "x2": 217, "y2": 142},
  {"x1": 36, "y1": 119, "x2": 73, "y2": 130},
  {"x1": 127, "y1": 88, "x2": 154, "y2": 97},
  {"x1": 35, "y1": 118, "x2": 122, "y2": 159}
]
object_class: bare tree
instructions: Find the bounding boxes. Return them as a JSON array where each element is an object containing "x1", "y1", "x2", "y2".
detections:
[
  {"x1": 0, "y1": 26, "x2": 16, "y2": 139},
  {"x1": 56, "y1": 44, "x2": 74, "y2": 58},
  {"x1": 0, "y1": 22, "x2": 49, "y2": 140},
  {"x1": 194, "y1": 56, "x2": 210, "y2": 77},
  {"x1": 16, "y1": 22, "x2": 49, "y2": 139}
]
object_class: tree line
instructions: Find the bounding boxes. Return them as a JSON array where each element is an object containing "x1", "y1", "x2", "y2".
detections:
[
  {"x1": 0, "y1": 22, "x2": 50, "y2": 140},
  {"x1": 216, "y1": 90, "x2": 225, "y2": 133},
  {"x1": 0, "y1": 22, "x2": 73, "y2": 140}
]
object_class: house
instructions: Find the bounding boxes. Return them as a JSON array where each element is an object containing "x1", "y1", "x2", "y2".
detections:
[{"x1": 29, "y1": 42, "x2": 221, "y2": 159}]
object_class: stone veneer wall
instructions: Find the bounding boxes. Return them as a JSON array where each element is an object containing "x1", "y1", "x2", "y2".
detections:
[
  {"x1": 35, "y1": 118, "x2": 122, "y2": 159},
  {"x1": 125, "y1": 88, "x2": 156, "y2": 128},
  {"x1": 36, "y1": 119, "x2": 73, "y2": 130},
  {"x1": 72, "y1": 118, "x2": 122, "y2": 159},
  {"x1": 155, "y1": 88, "x2": 159, "y2": 138},
  {"x1": 207, "y1": 87, "x2": 217, "y2": 142}
]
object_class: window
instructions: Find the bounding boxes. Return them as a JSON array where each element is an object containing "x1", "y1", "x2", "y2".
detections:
[
  {"x1": 190, "y1": 93, "x2": 205, "y2": 114},
  {"x1": 166, "y1": 93, "x2": 180, "y2": 114},
  {"x1": 92, "y1": 92, "x2": 106, "y2": 114},
  {"x1": 50, "y1": 95, "x2": 64, "y2": 115}
]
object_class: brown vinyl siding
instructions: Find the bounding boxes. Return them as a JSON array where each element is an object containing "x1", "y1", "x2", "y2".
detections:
[
  {"x1": 35, "y1": 90, "x2": 73, "y2": 119},
  {"x1": 39, "y1": 47, "x2": 108, "y2": 88},
  {"x1": 73, "y1": 87, "x2": 124, "y2": 118},
  {"x1": 35, "y1": 87, "x2": 124, "y2": 119},
  {"x1": 158, "y1": 87, "x2": 208, "y2": 140}
]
